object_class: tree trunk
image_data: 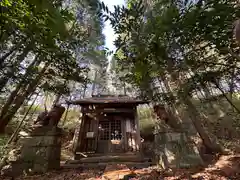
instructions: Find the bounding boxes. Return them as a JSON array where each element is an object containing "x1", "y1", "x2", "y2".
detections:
[
  {"x1": 123, "y1": 81, "x2": 127, "y2": 95},
  {"x1": 91, "y1": 70, "x2": 97, "y2": 97},
  {"x1": 0, "y1": 57, "x2": 41, "y2": 119},
  {"x1": 83, "y1": 82, "x2": 87, "y2": 98},
  {"x1": 0, "y1": 94, "x2": 39, "y2": 170},
  {"x1": 52, "y1": 79, "x2": 68, "y2": 106},
  {"x1": 0, "y1": 37, "x2": 27, "y2": 67},
  {"x1": 168, "y1": 67, "x2": 223, "y2": 154},
  {"x1": 0, "y1": 41, "x2": 34, "y2": 92},
  {"x1": 62, "y1": 94, "x2": 72, "y2": 126},
  {"x1": 52, "y1": 93, "x2": 62, "y2": 106},
  {"x1": 214, "y1": 81, "x2": 240, "y2": 114},
  {"x1": 181, "y1": 96, "x2": 223, "y2": 154},
  {"x1": 202, "y1": 83, "x2": 215, "y2": 106},
  {"x1": 0, "y1": 64, "x2": 48, "y2": 133},
  {"x1": 158, "y1": 77, "x2": 183, "y2": 130},
  {"x1": 6, "y1": 92, "x2": 39, "y2": 145},
  {"x1": 0, "y1": 83, "x2": 22, "y2": 120},
  {"x1": 228, "y1": 68, "x2": 236, "y2": 101}
]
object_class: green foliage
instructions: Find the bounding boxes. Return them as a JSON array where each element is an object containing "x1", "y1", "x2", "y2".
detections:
[
  {"x1": 95, "y1": 0, "x2": 240, "y2": 152},
  {"x1": 0, "y1": 135, "x2": 9, "y2": 157},
  {"x1": 97, "y1": 0, "x2": 240, "y2": 101},
  {"x1": 138, "y1": 107, "x2": 155, "y2": 139},
  {"x1": 62, "y1": 109, "x2": 81, "y2": 130},
  {"x1": 18, "y1": 105, "x2": 43, "y2": 116},
  {"x1": 0, "y1": 0, "x2": 108, "y2": 131}
]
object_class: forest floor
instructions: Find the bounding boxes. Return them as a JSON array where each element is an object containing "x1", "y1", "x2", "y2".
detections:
[{"x1": 2, "y1": 153, "x2": 240, "y2": 180}]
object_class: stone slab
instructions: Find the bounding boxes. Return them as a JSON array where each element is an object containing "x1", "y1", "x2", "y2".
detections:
[
  {"x1": 19, "y1": 136, "x2": 61, "y2": 147},
  {"x1": 29, "y1": 126, "x2": 62, "y2": 136},
  {"x1": 155, "y1": 132, "x2": 203, "y2": 169},
  {"x1": 3, "y1": 127, "x2": 63, "y2": 177}
]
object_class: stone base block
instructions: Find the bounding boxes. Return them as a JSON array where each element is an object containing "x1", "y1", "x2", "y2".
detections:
[
  {"x1": 155, "y1": 132, "x2": 203, "y2": 169},
  {"x1": 1, "y1": 127, "x2": 62, "y2": 177}
]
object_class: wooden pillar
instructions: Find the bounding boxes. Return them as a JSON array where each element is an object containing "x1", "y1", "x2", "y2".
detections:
[
  {"x1": 122, "y1": 119, "x2": 127, "y2": 152},
  {"x1": 134, "y1": 106, "x2": 141, "y2": 152},
  {"x1": 93, "y1": 106, "x2": 100, "y2": 152},
  {"x1": 72, "y1": 116, "x2": 82, "y2": 153},
  {"x1": 79, "y1": 108, "x2": 87, "y2": 152},
  {"x1": 73, "y1": 106, "x2": 85, "y2": 159}
]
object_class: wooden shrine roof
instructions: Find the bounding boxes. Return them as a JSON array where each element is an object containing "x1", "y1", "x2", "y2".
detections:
[{"x1": 67, "y1": 95, "x2": 149, "y2": 105}]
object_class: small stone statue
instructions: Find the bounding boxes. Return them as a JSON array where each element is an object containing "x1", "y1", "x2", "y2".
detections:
[
  {"x1": 153, "y1": 104, "x2": 182, "y2": 131},
  {"x1": 47, "y1": 104, "x2": 65, "y2": 126},
  {"x1": 34, "y1": 111, "x2": 49, "y2": 126},
  {"x1": 34, "y1": 104, "x2": 65, "y2": 127}
]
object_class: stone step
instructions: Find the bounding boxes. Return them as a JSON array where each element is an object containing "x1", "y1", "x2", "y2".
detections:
[
  {"x1": 62, "y1": 162, "x2": 153, "y2": 169},
  {"x1": 68, "y1": 155, "x2": 149, "y2": 163},
  {"x1": 75, "y1": 152, "x2": 138, "y2": 157}
]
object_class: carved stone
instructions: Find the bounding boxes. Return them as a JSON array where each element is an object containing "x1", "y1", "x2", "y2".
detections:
[
  {"x1": 34, "y1": 111, "x2": 48, "y2": 126},
  {"x1": 34, "y1": 104, "x2": 65, "y2": 127},
  {"x1": 154, "y1": 121, "x2": 203, "y2": 169},
  {"x1": 1, "y1": 127, "x2": 62, "y2": 177}
]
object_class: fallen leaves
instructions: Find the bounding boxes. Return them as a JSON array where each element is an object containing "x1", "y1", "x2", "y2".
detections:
[{"x1": 1, "y1": 154, "x2": 240, "y2": 180}]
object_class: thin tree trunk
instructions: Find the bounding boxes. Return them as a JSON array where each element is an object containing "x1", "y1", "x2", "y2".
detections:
[
  {"x1": 0, "y1": 64, "x2": 48, "y2": 133},
  {"x1": 123, "y1": 81, "x2": 127, "y2": 95},
  {"x1": 0, "y1": 38, "x2": 27, "y2": 67},
  {"x1": 180, "y1": 96, "x2": 222, "y2": 153},
  {"x1": 91, "y1": 70, "x2": 97, "y2": 97},
  {"x1": 52, "y1": 94, "x2": 62, "y2": 106},
  {"x1": 31, "y1": 104, "x2": 40, "y2": 117},
  {"x1": 0, "y1": 26, "x2": 16, "y2": 44},
  {"x1": 52, "y1": 79, "x2": 68, "y2": 106},
  {"x1": 200, "y1": 82, "x2": 223, "y2": 116},
  {"x1": 228, "y1": 68, "x2": 235, "y2": 101},
  {"x1": 158, "y1": 77, "x2": 183, "y2": 130},
  {"x1": 27, "y1": 104, "x2": 40, "y2": 125},
  {"x1": 6, "y1": 92, "x2": 39, "y2": 145},
  {"x1": 62, "y1": 105, "x2": 70, "y2": 126},
  {"x1": 0, "y1": 93, "x2": 39, "y2": 169},
  {"x1": 169, "y1": 67, "x2": 223, "y2": 153},
  {"x1": 83, "y1": 82, "x2": 87, "y2": 98},
  {"x1": 0, "y1": 84, "x2": 22, "y2": 120},
  {"x1": 0, "y1": 47, "x2": 15, "y2": 64},
  {"x1": 0, "y1": 41, "x2": 34, "y2": 92},
  {"x1": 176, "y1": 80, "x2": 223, "y2": 153},
  {"x1": 214, "y1": 81, "x2": 240, "y2": 114},
  {"x1": 0, "y1": 57, "x2": 41, "y2": 119},
  {"x1": 62, "y1": 96, "x2": 72, "y2": 126}
]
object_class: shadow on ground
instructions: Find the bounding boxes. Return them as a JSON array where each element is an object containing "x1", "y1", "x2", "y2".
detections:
[{"x1": 1, "y1": 154, "x2": 240, "y2": 180}]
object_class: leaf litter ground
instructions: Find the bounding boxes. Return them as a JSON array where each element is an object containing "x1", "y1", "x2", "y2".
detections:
[{"x1": 1, "y1": 154, "x2": 240, "y2": 180}]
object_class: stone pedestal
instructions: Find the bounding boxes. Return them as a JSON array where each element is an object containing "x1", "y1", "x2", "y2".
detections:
[
  {"x1": 1, "y1": 126, "x2": 62, "y2": 177},
  {"x1": 154, "y1": 123, "x2": 203, "y2": 169}
]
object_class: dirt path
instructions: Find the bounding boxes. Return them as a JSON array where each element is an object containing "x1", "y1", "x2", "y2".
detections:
[
  {"x1": 100, "y1": 154, "x2": 240, "y2": 180},
  {"x1": 1, "y1": 154, "x2": 240, "y2": 180}
]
